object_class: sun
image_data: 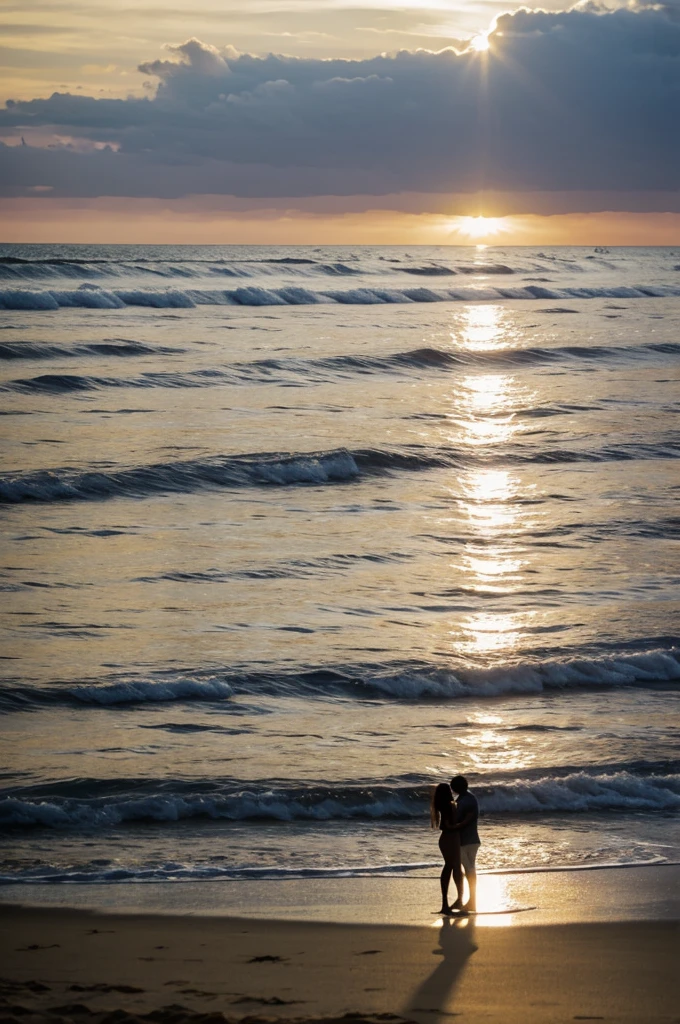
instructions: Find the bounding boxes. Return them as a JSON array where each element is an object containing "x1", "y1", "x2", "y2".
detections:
[
  {"x1": 469, "y1": 34, "x2": 490, "y2": 52},
  {"x1": 456, "y1": 216, "x2": 505, "y2": 239}
]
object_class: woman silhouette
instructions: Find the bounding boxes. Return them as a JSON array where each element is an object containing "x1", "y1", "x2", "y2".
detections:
[{"x1": 431, "y1": 781, "x2": 464, "y2": 915}]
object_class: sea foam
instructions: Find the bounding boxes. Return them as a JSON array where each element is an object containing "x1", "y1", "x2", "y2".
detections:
[
  {"x1": 1, "y1": 648, "x2": 678, "y2": 712},
  {"x1": 1, "y1": 771, "x2": 678, "y2": 829},
  {"x1": 2, "y1": 282, "x2": 680, "y2": 310},
  {"x1": 70, "y1": 677, "x2": 234, "y2": 705}
]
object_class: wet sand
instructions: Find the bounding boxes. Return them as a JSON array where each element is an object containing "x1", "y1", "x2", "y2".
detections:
[
  {"x1": 1, "y1": 902, "x2": 678, "y2": 1024},
  {"x1": 3, "y1": 863, "x2": 678, "y2": 925}
]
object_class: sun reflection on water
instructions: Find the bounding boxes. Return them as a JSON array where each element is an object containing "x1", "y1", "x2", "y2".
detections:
[
  {"x1": 456, "y1": 610, "x2": 530, "y2": 658},
  {"x1": 474, "y1": 875, "x2": 515, "y2": 925},
  {"x1": 430, "y1": 875, "x2": 518, "y2": 926},
  {"x1": 459, "y1": 303, "x2": 505, "y2": 350},
  {"x1": 456, "y1": 716, "x2": 537, "y2": 772},
  {"x1": 444, "y1": 305, "x2": 538, "y2": 664},
  {"x1": 458, "y1": 376, "x2": 516, "y2": 446}
]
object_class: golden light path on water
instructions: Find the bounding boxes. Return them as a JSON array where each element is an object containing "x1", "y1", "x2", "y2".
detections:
[
  {"x1": 429, "y1": 304, "x2": 543, "y2": 793},
  {"x1": 449, "y1": 304, "x2": 535, "y2": 665}
]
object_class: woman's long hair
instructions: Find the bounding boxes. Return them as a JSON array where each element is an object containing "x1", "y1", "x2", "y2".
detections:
[{"x1": 430, "y1": 782, "x2": 453, "y2": 829}]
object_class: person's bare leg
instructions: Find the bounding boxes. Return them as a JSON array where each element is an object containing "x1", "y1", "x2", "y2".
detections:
[
  {"x1": 460, "y1": 845, "x2": 479, "y2": 912},
  {"x1": 441, "y1": 833, "x2": 463, "y2": 910},
  {"x1": 439, "y1": 864, "x2": 452, "y2": 913},
  {"x1": 463, "y1": 866, "x2": 477, "y2": 912},
  {"x1": 452, "y1": 863, "x2": 464, "y2": 908}
]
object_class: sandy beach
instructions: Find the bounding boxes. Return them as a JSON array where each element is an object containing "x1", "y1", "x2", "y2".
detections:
[
  {"x1": 2, "y1": 867, "x2": 679, "y2": 1024},
  {"x1": 1, "y1": 905, "x2": 678, "y2": 1024}
]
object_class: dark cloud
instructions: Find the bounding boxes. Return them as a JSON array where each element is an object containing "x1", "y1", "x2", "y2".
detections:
[{"x1": 1, "y1": 2, "x2": 679, "y2": 209}]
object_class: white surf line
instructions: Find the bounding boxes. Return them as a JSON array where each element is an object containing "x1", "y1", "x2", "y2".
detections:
[{"x1": 481, "y1": 856, "x2": 677, "y2": 875}]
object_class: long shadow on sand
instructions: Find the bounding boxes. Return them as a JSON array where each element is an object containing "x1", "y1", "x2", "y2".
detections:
[{"x1": 403, "y1": 916, "x2": 477, "y2": 1024}]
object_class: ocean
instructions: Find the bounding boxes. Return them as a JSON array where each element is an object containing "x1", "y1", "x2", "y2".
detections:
[{"x1": 0, "y1": 243, "x2": 679, "y2": 897}]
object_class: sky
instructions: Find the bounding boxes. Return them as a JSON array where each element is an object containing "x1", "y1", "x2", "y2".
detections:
[{"x1": 1, "y1": 0, "x2": 679, "y2": 244}]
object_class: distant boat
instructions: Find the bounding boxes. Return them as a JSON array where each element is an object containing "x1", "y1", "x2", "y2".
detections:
[{"x1": 594, "y1": 247, "x2": 610, "y2": 253}]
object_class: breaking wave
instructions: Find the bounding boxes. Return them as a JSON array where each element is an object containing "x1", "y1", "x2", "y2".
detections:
[
  {"x1": 323, "y1": 648, "x2": 680, "y2": 701},
  {"x1": 2, "y1": 438, "x2": 679, "y2": 503},
  {"x1": 0, "y1": 448, "x2": 362, "y2": 502},
  {"x1": 1, "y1": 769, "x2": 678, "y2": 830},
  {"x1": 2, "y1": 282, "x2": 680, "y2": 310},
  {"x1": 70, "y1": 677, "x2": 234, "y2": 705},
  {"x1": 0, "y1": 257, "x2": 363, "y2": 283},
  {"x1": 1, "y1": 648, "x2": 678, "y2": 712}
]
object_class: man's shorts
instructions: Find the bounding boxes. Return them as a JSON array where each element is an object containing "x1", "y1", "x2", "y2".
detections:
[{"x1": 461, "y1": 843, "x2": 480, "y2": 874}]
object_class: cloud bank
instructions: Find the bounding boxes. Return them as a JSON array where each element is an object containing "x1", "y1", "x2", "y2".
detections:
[{"x1": 0, "y1": 2, "x2": 679, "y2": 213}]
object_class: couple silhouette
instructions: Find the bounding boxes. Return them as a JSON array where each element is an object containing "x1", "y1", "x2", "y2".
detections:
[{"x1": 430, "y1": 775, "x2": 480, "y2": 915}]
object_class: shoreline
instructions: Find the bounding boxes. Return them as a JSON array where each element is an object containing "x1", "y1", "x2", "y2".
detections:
[
  {"x1": 1, "y1": 902, "x2": 678, "y2": 1024},
  {"x1": 2, "y1": 862, "x2": 679, "y2": 927}
]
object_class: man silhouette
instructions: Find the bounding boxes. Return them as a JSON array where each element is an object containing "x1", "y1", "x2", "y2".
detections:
[{"x1": 451, "y1": 775, "x2": 480, "y2": 913}]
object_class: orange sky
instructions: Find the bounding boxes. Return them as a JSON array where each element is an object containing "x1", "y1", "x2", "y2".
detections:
[{"x1": 1, "y1": 200, "x2": 679, "y2": 246}]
